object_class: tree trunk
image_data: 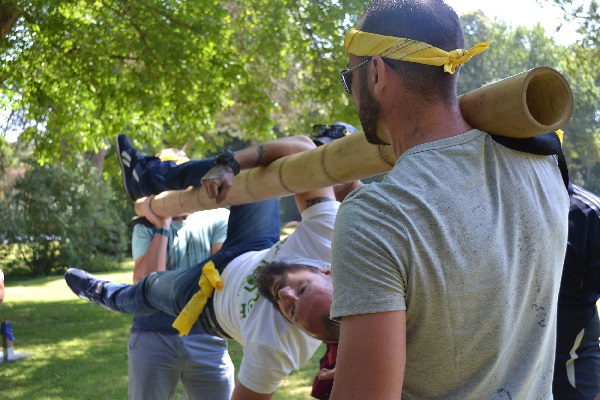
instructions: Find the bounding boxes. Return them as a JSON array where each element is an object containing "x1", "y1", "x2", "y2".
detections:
[
  {"x1": 0, "y1": 3, "x2": 21, "y2": 42},
  {"x1": 89, "y1": 146, "x2": 107, "y2": 175}
]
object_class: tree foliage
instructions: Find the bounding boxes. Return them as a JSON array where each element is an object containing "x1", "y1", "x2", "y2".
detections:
[
  {"x1": 0, "y1": 156, "x2": 127, "y2": 275},
  {"x1": 0, "y1": 135, "x2": 31, "y2": 194},
  {"x1": 1, "y1": 0, "x2": 364, "y2": 164},
  {"x1": 544, "y1": 0, "x2": 600, "y2": 49},
  {"x1": 1, "y1": 1, "x2": 599, "y2": 192},
  {"x1": 458, "y1": 10, "x2": 600, "y2": 192},
  {"x1": 459, "y1": 12, "x2": 569, "y2": 92},
  {"x1": 540, "y1": 0, "x2": 600, "y2": 189}
]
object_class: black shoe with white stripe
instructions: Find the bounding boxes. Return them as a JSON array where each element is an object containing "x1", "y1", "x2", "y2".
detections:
[
  {"x1": 64, "y1": 268, "x2": 114, "y2": 311},
  {"x1": 115, "y1": 133, "x2": 146, "y2": 202}
]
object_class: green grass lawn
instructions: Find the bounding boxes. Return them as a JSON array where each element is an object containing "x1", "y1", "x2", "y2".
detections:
[{"x1": 0, "y1": 262, "x2": 324, "y2": 399}]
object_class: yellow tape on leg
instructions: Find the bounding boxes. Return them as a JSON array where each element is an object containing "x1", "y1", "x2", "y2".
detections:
[{"x1": 172, "y1": 261, "x2": 223, "y2": 336}]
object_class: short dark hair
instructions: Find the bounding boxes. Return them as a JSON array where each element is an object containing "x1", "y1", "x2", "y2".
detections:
[
  {"x1": 255, "y1": 260, "x2": 340, "y2": 342},
  {"x1": 358, "y1": 0, "x2": 465, "y2": 101},
  {"x1": 256, "y1": 261, "x2": 321, "y2": 306}
]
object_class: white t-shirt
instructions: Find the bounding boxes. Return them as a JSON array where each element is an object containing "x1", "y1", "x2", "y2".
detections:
[
  {"x1": 0, "y1": 269, "x2": 4, "y2": 281},
  {"x1": 213, "y1": 201, "x2": 339, "y2": 394}
]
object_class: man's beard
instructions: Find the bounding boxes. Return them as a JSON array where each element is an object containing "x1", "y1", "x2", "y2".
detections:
[{"x1": 359, "y1": 76, "x2": 388, "y2": 145}]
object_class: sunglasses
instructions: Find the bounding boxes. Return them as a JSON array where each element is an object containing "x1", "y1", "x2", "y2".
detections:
[
  {"x1": 311, "y1": 124, "x2": 350, "y2": 139},
  {"x1": 340, "y1": 57, "x2": 372, "y2": 94}
]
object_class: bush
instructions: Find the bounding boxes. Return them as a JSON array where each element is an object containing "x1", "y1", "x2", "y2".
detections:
[{"x1": 0, "y1": 157, "x2": 128, "y2": 276}]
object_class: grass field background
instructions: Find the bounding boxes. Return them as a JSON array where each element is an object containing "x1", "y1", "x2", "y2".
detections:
[{"x1": 0, "y1": 262, "x2": 324, "y2": 399}]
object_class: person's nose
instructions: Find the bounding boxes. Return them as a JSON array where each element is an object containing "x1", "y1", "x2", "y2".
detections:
[{"x1": 278, "y1": 286, "x2": 298, "y2": 302}]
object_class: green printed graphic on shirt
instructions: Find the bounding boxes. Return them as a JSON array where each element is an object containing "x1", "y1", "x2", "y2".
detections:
[{"x1": 239, "y1": 237, "x2": 288, "y2": 319}]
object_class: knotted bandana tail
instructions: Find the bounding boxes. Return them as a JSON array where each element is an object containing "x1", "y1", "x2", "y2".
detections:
[{"x1": 172, "y1": 261, "x2": 223, "y2": 336}]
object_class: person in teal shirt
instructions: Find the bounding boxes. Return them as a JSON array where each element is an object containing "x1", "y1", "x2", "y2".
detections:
[{"x1": 127, "y1": 148, "x2": 234, "y2": 400}]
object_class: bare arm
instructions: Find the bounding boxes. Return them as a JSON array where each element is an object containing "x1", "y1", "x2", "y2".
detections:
[
  {"x1": 333, "y1": 180, "x2": 363, "y2": 202},
  {"x1": 231, "y1": 381, "x2": 274, "y2": 400},
  {"x1": 202, "y1": 136, "x2": 319, "y2": 203},
  {"x1": 0, "y1": 279, "x2": 4, "y2": 304},
  {"x1": 239, "y1": 136, "x2": 338, "y2": 212},
  {"x1": 133, "y1": 237, "x2": 169, "y2": 283},
  {"x1": 234, "y1": 135, "x2": 316, "y2": 170},
  {"x1": 330, "y1": 310, "x2": 407, "y2": 400},
  {"x1": 272, "y1": 139, "x2": 361, "y2": 211},
  {"x1": 202, "y1": 135, "x2": 363, "y2": 211},
  {"x1": 294, "y1": 177, "x2": 363, "y2": 214},
  {"x1": 210, "y1": 243, "x2": 223, "y2": 255},
  {"x1": 317, "y1": 367, "x2": 336, "y2": 380},
  {"x1": 237, "y1": 135, "x2": 338, "y2": 213},
  {"x1": 133, "y1": 195, "x2": 172, "y2": 284}
]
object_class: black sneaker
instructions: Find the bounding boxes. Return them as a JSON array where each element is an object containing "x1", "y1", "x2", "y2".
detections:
[
  {"x1": 115, "y1": 133, "x2": 146, "y2": 202},
  {"x1": 64, "y1": 268, "x2": 113, "y2": 310}
]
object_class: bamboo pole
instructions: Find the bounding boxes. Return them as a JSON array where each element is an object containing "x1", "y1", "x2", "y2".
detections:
[
  {"x1": 136, "y1": 132, "x2": 396, "y2": 217},
  {"x1": 459, "y1": 67, "x2": 573, "y2": 137},
  {"x1": 136, "y1": 67, "x2": 573, "y2": 218}
]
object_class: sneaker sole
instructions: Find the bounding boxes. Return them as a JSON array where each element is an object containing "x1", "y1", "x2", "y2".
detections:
[{"x1": 77, "y1": 293, "x2": 118, "y2": 313}]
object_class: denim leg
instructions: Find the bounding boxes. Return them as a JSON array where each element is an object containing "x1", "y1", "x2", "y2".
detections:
[
  {"x1": 210, "y1": 199, "x2": 281, "y2": 267},
  {"x1": 102, "y1": 265, "x2": 203, "y2": 316},
  {"x1": 101, "y1": 199, "x2": 281, "y2": 317},
  {"x1": 139, "y1": 157, "x2": 216, "y2": 195}
]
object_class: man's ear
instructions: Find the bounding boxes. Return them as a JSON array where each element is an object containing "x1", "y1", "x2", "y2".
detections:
[
  {"x1": 371, "y1": 55, "x2": 391, "y2": 97},
  {"x1": 322, "y1": 269, "x2": 331, "y2": 277}
]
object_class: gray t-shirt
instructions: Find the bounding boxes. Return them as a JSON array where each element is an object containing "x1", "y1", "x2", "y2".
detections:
[{"x1": 331, "y1": 130, "x2": 569, "y2": 399}]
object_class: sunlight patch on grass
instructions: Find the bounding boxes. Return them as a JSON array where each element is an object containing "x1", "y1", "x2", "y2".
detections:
[
  {"x1": 0, "y1": 260, "x2": 328, "y2": 400},
  {"x1": 6, "y1": 263, "x2": 135, "y2": 302}
]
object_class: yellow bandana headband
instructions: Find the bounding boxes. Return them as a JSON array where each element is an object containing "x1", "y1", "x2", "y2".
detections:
[{"x1": 344, "y1": 28, "x2": 490, "y2": 74}]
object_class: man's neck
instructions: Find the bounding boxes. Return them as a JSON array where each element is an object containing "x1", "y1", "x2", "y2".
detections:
[{"x1": 383, "y1": 98, "x2": 473, "y2": 159}]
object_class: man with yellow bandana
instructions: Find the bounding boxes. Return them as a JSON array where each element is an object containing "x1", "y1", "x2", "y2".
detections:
[{"x1": 329, "y1": 1, "x2": 569, "y2": 399}]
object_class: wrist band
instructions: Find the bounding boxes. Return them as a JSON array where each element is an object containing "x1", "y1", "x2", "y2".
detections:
[
  {"x1": 215, "y1": 149, "x2": 241, "y2": 176},
  {"x1": 153, "y1": 228, "x2": 169, "y2": 237}
]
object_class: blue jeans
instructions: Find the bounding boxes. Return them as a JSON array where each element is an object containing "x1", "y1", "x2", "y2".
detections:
[
  {"x1": 140, "y1": 156, "x2": 216, "y2": 196},
  {"x1": 102, "y1": 199, "x2": 281, "y2": 326}
]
